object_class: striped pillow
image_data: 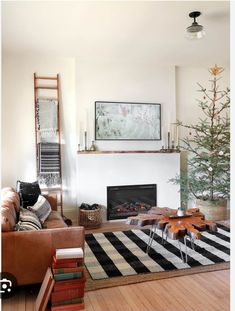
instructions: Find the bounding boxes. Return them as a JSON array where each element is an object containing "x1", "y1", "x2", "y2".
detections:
[
  {"x1": 15, "y1": 208, "x2": 42, "y2": 231},
  {"x1": 28, "y1": 195, "x2": 51, "y2": 224}
]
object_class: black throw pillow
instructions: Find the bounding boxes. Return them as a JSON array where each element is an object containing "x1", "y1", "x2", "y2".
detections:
[{"x1": 16, "y1": 180, "x2": 41, "y2": 208}]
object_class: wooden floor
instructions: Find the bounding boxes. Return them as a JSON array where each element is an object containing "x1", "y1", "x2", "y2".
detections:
[
  {"x1": 2, "y1": 222, "x2": 230, "y2": 311},
  {"x1": 2, "y1": 270, "x2": 230, "y2": 311}
]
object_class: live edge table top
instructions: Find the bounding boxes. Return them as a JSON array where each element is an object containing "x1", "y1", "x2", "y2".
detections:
[{"x1": 126, "y1": 207, "x2": 217, "y2": 240}]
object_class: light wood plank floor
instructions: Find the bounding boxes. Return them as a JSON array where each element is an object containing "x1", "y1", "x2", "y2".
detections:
[
  {"x1": 1, "y1": 270, "x2": 230, "y2": 311},
  {"x1": 2, "y1": 222, "x2": 230, "y2": 311}
]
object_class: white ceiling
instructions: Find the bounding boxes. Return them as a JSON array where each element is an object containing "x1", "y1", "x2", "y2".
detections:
[{"x1": 2, "y1": 1, "x2": 230, "y2": 66}]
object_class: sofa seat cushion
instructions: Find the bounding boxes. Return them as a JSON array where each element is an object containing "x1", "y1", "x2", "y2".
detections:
[{"x1": 42, "y1": 211, "x2": 67, "y2": 229}]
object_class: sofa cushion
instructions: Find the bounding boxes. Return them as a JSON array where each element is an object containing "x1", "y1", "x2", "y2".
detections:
[
  {"x1": 15, "y1": 208, "x2": 42, "y2": 231},
  {"x1": 43, "y1": 211, "x2": 67, "y2": 229},
  {"x1": 16, "y1": 180, "x2": 41, "y2": 208},
  {"x1": 28, "y1": 195, "x2": 51, "y2": 224}
]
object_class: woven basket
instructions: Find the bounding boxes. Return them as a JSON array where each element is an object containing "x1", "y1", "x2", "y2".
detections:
[{"x1": 79, "y1": 207, "x2": 102, "y2": 228}]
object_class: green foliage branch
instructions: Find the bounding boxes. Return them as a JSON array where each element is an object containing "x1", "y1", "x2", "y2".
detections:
[{"x1": 170, "y1": 66, "x2": 230, "y2": 203}]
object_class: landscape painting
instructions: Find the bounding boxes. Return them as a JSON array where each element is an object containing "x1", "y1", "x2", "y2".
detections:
[{"x1": 95, "y1": 101, "x2": 161, "y2": 140}]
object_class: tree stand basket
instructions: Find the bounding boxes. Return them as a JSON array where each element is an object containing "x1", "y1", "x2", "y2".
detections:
[{"x1": 79, "y1": 207, "x2": 102, "y2": 228}]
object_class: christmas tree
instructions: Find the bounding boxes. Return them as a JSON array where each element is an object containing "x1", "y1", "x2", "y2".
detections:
[{"x1": 171, "y1": 65, "x2": 230, "y2": 204}]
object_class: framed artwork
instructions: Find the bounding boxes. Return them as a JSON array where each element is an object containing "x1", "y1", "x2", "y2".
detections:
[{"x1": 95, "y1": 101, "x2": 161, "y2": 140}]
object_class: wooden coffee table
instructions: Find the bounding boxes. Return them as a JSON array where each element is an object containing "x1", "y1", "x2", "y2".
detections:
[{"x1": 126, "y1": 208, "x2": 217, "y2": 262}]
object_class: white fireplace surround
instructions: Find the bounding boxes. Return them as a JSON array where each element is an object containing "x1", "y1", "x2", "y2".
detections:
[{"x1": 77, "y1": 152, "x2": 181, "y2": 221}]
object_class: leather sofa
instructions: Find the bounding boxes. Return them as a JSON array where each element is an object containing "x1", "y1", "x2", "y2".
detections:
[{"x1": 1, "y1": 188, "x2": 84, "y2": 286}]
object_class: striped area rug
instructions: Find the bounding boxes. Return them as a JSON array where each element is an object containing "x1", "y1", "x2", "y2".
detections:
[{"x1": 85, "y1": 224, "x2": 230, "y2": 281}]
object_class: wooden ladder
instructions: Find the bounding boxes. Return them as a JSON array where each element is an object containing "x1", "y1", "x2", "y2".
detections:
[{"x1": 33, "y1": 73, "x2": 63, "y2": 215}]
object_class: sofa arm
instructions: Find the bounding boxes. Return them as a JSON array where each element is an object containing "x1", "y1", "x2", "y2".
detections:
[{"x1": 2, "y1": 226, "x2": 85, "y2": 285}]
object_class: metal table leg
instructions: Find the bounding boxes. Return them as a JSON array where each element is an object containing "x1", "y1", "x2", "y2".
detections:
[
  {"x1": 178, "y1": 235, "x2": 193, "y2": 263},
  {"x1": 146, "y1": 224, "x2": 157, "y2": 254},
  {"x1": 178, "y1": 239, "x2": 185, "y2": 262}
]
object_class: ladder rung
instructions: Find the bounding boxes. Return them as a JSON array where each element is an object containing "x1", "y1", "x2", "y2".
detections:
[
  {"x1": 35, "y1": 86, "x2": 58, "y2": 90},
  {"x1": 36, "y1": 76, "x2": 58, "y2": 80}
]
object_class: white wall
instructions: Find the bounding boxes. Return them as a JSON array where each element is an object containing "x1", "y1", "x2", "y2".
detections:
[
  {"x1": 76, "y1": 61, "x2": 176, "y2": 151},
  {"x1": 1, "y1": 54, "x2": 77, "y2": 221}
]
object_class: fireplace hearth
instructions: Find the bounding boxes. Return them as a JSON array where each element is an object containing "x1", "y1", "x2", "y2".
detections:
[{"x1": 107, "y1": 184, "x2": 157, "y2": 220}]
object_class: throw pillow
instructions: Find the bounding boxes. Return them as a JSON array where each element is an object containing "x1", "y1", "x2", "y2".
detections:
[
  {"x1": 15, "y1": 208, "x2": 42, "y2": 231},
  {"x1": 16, "y1": 180, "x2": 41, "y2": 208},
  {"x1": 28, "y1": 195, "x2": 52, "y2": 224}
]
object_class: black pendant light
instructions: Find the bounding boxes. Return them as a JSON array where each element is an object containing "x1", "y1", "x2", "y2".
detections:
[{"x1": 186, "y1": 11, "x2": 205, "y2": 39}]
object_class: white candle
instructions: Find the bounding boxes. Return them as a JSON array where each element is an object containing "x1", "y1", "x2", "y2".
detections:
[
  {"x1": 176, "y1": 125, "x2": 179, "y2": 146},
  {"x1": 170, "y1": 123, "x2": 175, "y2": 143},
  {"x1": 77, "y1": 122, "x2": 80, "y2": 144},
  {"x1": 84, "y1": 114, "x2": 87, "y2": 132}
]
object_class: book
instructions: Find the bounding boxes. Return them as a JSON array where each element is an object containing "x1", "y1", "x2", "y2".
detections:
[
  {"x1": 53, "y1": 266, "x2": 84, "y2": 275},
  {"x1": 52, "y1": 297, "x2": 84, "y2": 307},
  {"x1": 51, "y1": 287, "x2": 85, "y2": 302},
  {"x1": 51, "y1": 302, "x2": 85, "y2": 311},
  {"x1": 53, "y1": 277, "x2": 86, "y2": 292},
  {"x1": 53, "y1": 282, "x2": 85, "y2": 293},
  {"x1": 35, "y1": 267, "x2": 55, "y2": 311},
  {"x1": 52, "y1": 261, "x2": 78, "y2": 269},
  {"x1": 55, "y1": 247, "x2": 84, "y2": 260},
  {"x1": 52, "y1": 256, "x2": 79, "y2": 265},
  {"x1": 54, "y1": 271, "x2": 83, "y2": 281}
]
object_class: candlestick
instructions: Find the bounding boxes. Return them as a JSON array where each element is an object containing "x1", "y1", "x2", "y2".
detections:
[
  {"x1": 167, "y1": 132, "x2": 170, "y2": 149},
  {"x1": 84, "y1": 131, "x2": 87, "y2": 151}
]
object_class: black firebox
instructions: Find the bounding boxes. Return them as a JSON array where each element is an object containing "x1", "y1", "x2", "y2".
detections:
[{"x1": 107, "y1": 184, "x2": 157, "y2": 220}]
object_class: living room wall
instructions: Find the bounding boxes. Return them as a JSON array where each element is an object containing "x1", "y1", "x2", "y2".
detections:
[
  {"x1": 75, "y1": 61, "x2": 176, "y2": 151},
  {"x1": 1, "y1": 54, "x2": 77, "y2": 222},
  {"x1": 2, "y1": 54, "x2": 230, "y2": 222}
]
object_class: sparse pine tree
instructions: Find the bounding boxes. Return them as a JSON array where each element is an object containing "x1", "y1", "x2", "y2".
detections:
[{"x1": 170, "y1": 65, "x2": 230, "y2": 204}]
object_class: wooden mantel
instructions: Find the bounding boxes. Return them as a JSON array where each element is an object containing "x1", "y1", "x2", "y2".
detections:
[{"x1": 77, "y1": 150, "x2": 180, "y2": 154}]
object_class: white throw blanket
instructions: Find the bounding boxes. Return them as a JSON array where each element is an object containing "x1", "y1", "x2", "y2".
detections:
[{"x1": 36, "y1": 98, "x2": 58, "y2": 140}]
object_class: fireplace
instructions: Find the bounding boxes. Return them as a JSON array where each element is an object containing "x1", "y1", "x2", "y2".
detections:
[{"x1": 107, "y1": 184, "x2": 157, "y2": 220}]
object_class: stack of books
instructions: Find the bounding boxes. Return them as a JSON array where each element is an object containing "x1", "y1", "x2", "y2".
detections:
[{"x1": 51, "y1": 247, "x2": 86, "y2": 311}]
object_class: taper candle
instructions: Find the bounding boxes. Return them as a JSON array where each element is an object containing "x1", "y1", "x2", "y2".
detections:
[{"x1": 176, "y1": 125, "x2": 179, "y2": 147}]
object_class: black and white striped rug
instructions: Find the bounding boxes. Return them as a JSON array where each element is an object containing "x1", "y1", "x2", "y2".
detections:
[{"x1": 85, "y1": 224, "x2": 230, "y2": 280}]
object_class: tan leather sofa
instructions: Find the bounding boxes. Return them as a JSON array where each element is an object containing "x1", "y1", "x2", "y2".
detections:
[{"x1": 1, "y1": 189, "x2": 84, "y2": 286}]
